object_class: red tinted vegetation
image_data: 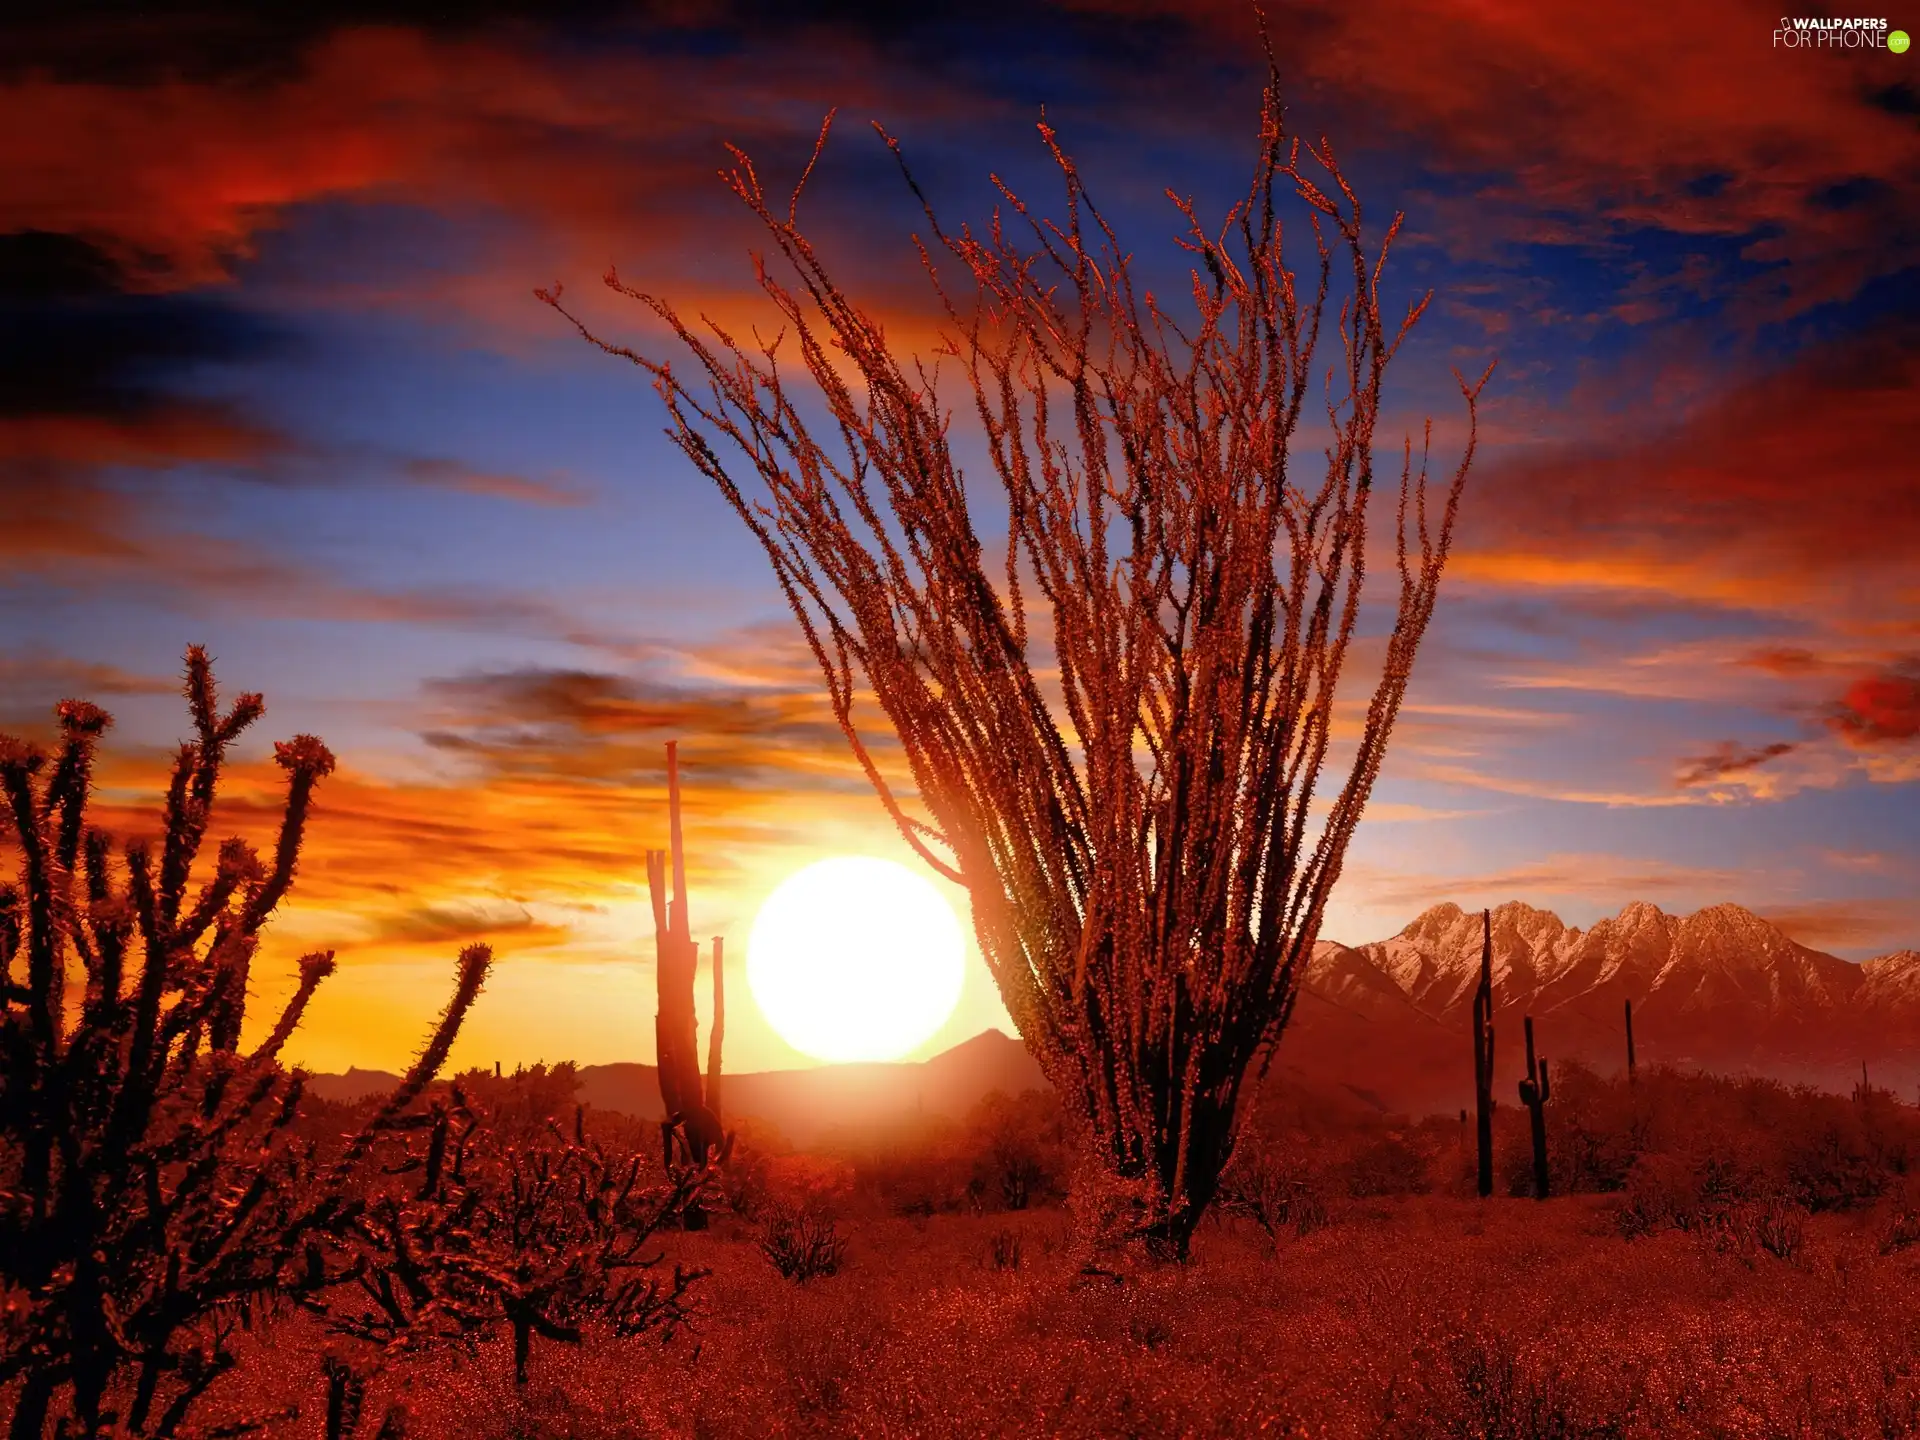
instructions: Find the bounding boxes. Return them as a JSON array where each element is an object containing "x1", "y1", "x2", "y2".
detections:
[{"x1": 15, "y1": 1062, "x2": 1920, "y2": 1437}]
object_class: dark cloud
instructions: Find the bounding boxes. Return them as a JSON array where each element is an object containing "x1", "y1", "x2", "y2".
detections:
[
  {"x1": 0, "y1": 652, "x2": 178, "y2": 731},
  {"x1": 370, "y1": 900, "x2": 569, "y2": 947},
  {"x1": 418, "y1": 665, "x2": 859, "y2": 791},
  {"x1": 0, "y1": 232, "x2": 291, "y2": 417},
  {"x1": 1735, "y1": 647, "x2": 1830, "y2": 678},
  {"x1": 1675, "y1": 740, "x2": 1799, "y2": 789},
  {"x1": 1759, "y1": 899, "x2": 1920, "y2": 953}
]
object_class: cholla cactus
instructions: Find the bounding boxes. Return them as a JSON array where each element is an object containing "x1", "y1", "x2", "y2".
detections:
[
  {"x1": 0, "y1": 647, "x2": 490, "y2": 1438},
  {"x1": 324, "y1": 1088, "x2": 708, "y2": 1386}
]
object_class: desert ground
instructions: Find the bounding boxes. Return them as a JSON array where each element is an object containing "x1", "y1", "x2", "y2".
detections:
[{"x1": 112, "y1": 1063, "x2": 1920, "y2": 1440}]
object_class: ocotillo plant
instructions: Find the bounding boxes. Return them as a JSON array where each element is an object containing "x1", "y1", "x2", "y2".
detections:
[
  {"x1": 1518, "y1": 1015, "x2": 1552, "y2": 1200},
  {"x1": 1471, "y1": 909, "x2": 1496, "y2": 1198},
  {"x1": 546, "y1": 50, "x2": 1492, "y2": 1254},
  {"x1": 0, "y1": 647, "x2": 490, "y2": 1440},
  {"x1": 1624, "y1": 997, "x2": 1636, "y2": 1082},
  {"x1": 645, "y1": 742, "x2": 728, "y2": 1224}
]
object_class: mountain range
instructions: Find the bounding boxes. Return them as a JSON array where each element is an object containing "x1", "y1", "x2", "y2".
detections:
[
  {"x1": 1287, "y1": 900, "x2": 1920, "y2": 1111},
  {"x1": 306, "y1": 901, "x2": 1920, "y2": 1128}
]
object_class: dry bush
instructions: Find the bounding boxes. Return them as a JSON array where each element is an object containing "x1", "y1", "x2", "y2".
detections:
[
  {"x1": 1710, "y1": 1195, "x2": 1808, "y2": 1265},
  {"x1": 987, "y1": 1227, "x2": 1024, "y2": 1271},
  {"x1": 758, "y1": 1203, "x2": 848, "y2": 1282},
  {"x1": 1879, "y1": 1177, "x2": 1920, "y2": 1255},
  {"x1": 1217, "y1": 1145, "x2": 1334, "y2": 1242},
  {"x1": 1396, "y1": 1329, "x2": 1628, "y2": 1440},
  {"x1": 966, "y1": 1089, "x2": 1069, "y2": 1212},
  {"x1": 1342, "y1": 1131, "x2": 1435, "y2": 1199}
]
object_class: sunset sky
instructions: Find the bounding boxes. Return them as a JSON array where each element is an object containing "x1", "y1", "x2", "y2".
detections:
[{"x1": 4, "y1": 1, "x2": 1917, "y2": 1076}]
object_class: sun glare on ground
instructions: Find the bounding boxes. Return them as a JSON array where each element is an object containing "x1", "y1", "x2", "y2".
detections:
[{"x1": 747, "y1": 856, "x2": 966, "y2": 1063}]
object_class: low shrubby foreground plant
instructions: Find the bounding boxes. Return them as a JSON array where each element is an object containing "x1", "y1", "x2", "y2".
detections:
[
  {"x1": 758, "y1": 1203, "x2": 847, "y2": 1283},
  {"x1": 321, "y1": 1092, "x2": 708, "y2": 1388}
]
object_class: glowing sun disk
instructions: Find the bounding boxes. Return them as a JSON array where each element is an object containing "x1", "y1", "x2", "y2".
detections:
[{"x1": 747, "y1": 856, "x2": 965, "y2": 1063}]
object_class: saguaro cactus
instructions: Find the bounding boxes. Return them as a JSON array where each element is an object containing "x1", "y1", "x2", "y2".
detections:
[
  {"x1": 1471, "y1": 908, "x2": 1496, "y2": 1199},
  {"x1": 645, "y1": 742, "x2": 728, "y2": 1223},
  {"x1": 1624, "y1": 997, "x2": 1636, "y2": 1082},
  {"x1": 1518, "y1": 1015, "x2": 1552, "y2": 1200},
  {"x1": 706, "y1": 934, "x2": 724, "y2": 1124}
]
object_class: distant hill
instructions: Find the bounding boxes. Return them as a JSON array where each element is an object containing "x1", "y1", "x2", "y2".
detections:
[
  {"x1": 305, "y1": 900, "x2": 1920, "y2": 1127},
  {"x1": 566, "y1": 1029, "x2": 1049, "y2": 1145},
  {"x1": 305, "y1": 1029, "x2": 1048, "y2": 1146}
]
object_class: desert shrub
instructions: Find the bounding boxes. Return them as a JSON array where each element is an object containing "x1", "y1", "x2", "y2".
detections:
[
  {"x1": 1614, "y1": 1152, "x2": 1705, "y2": 1238},
  {"x1": 708, "y1": 1115, "x2": 786, "y2": 1219},
  {"x1": 1882, "y1": 1179, "x2": 1920, "y2": 1254},
  {"x1": 987, "y1": 1227, "x2": 1024, "y2": 1271},
  {"x1": 1405, "y1": 1330, "x2": 1625, "y2": 1440},
  {"x1": 1779, "y1": 1100, "x2": 1893, "y2": 1212},
  {"x1": 761, "y1": 1152, "x2": 857, "y2": 1213},
  {"x1": 758, "y1": 1203, "x2": 847, "y2": 1282},
  {"x1": 1883, "y1": 1207, "x2": 1920, "y2": 1256},
  {"x1": 1343, "y1": 1131, "x2": 1434, "y2": 1198},
  {"x1": 1708, "y1": 1195, "x2": 1807, "y2": 1265},
  {"x1": 1539, "y1": 1061, "x2": 1640, "y2": 1194},
  {"x1": 1539, "y1": 1066, "x2": 1920, "y2": 1224},
  {"x1": 1219, "y1": 1145, "x2": 1334, "y2": 1241},
  {"x1": 447, "y1": 1063, "x2": 584, "y2": 1143},
  {"x1": 963, "y1": 1089, "x2": 1068, "y2": 1212}
]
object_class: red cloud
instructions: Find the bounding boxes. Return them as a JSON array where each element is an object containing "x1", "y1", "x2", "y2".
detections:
[
  {"x1": 0, "y1": 23, "x2": 986, "y2": 299},
  {"x1": 1830, "y1": 663, "x2": 1920, "y2": 746},
  {"x1": 1455, "y1": 325, "x2": 1920, "y2": 615}
]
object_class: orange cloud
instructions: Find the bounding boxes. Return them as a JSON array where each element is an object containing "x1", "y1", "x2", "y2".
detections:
[
  {"x1": 0, "y1": 642, "x2": 956, "y2": 1071},
  {"x1": 1758, "y1": 899, "x2": 1920, "y2": 953}
]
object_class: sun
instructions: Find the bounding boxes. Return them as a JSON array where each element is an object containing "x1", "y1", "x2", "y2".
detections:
[{"x1": 747, "y1": 856, "x2": 966, "y2": 1063}]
